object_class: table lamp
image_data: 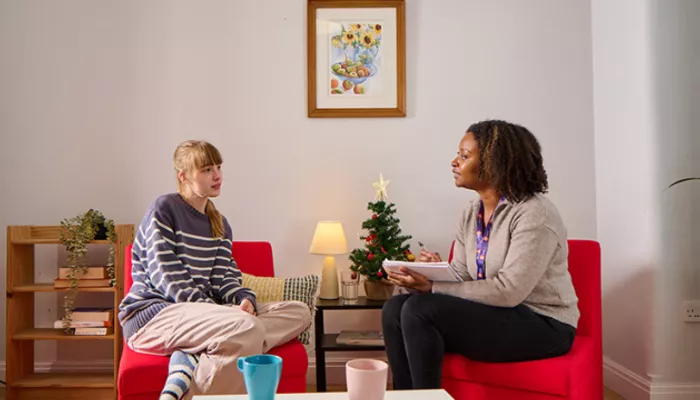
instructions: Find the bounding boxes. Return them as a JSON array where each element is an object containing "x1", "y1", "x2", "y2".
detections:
[{"x1": 309, "y1": 221, "x2": 348, "y2": 300}]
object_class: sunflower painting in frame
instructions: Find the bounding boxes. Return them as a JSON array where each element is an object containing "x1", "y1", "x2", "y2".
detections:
[{"x1": 308, "y1": 0, "x2": 405, "y2": 118}]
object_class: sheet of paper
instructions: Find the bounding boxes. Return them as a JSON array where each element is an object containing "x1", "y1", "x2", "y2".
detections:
[{"x1": 382, "y1": 260, "x2": 463, "y2": 282}]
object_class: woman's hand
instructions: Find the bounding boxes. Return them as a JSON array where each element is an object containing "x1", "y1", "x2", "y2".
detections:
[
  {"x1": 387, "y1": 267, "x2": 433, "y2": 293},
  {"x1": 418, "y1": 250, "x2": 442, "y2": 262},
  {"x1": 239, "y1": 299, "x2": 257, "y2": 316}
]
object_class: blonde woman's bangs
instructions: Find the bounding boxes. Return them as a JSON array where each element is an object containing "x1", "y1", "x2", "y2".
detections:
[{"x1": 191, "y1": 142, "x2": 223, "y2": 170}]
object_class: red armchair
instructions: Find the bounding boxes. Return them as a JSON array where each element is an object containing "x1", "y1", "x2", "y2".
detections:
[
  {"x1": 441, "y1": 239, "x2": 602, "y2": 400},
  {"x1": 117, "y1": 242, "x2": 309, "y2": 400}
]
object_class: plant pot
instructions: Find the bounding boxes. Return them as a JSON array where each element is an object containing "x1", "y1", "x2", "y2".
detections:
[{"x1": 364, "y1": 280, "x2": 394, "y2": 300}]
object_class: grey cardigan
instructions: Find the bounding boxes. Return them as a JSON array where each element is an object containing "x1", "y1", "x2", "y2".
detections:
[{"x1": 432, "y1": 194, "x2": 579, "y2": 328}]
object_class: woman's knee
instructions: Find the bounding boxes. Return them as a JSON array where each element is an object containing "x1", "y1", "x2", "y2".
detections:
[
  {"x1": 287, "y1": 301, "x2": 312, "y2": 328},
  {"x1": 382, "y1": 294, "x2": 411, "y2": 326},
  {"x1": 208, "y1": 313, "x2": 265, "y2": 354},
  {"x1": 230, "y1": 313, "x2": 265, "y2": 340},
  {"x1": 400, "y1": 293, "x2": 439, "y2": 323}
]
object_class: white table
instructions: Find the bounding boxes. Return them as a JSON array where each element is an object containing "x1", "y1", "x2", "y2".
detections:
[{"x1": 194, "y1": 389, "x2": 453, "y2": 399}]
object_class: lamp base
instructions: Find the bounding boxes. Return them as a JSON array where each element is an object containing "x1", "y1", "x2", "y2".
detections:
[{"x1": 319, "y1": 255, "x2": 339, "y2": 300}]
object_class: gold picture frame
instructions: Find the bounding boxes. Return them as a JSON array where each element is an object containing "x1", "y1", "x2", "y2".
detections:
[{"x1": 307, "y1": 0, "x2": 406, "y2": 118}]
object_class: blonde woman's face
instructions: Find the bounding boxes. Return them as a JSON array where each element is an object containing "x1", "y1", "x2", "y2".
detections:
[{"x1": 182, "y1": 164, "x2": 223, "y2": 198}]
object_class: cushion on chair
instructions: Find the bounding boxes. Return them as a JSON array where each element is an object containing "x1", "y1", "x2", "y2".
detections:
[{"x1": 242, "y1": 272, "x2": 320, "y2": 345}]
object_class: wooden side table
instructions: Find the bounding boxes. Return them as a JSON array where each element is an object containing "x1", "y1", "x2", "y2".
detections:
[{"x1": 314, "y1": 296, "x2": 387, "y2": 392}]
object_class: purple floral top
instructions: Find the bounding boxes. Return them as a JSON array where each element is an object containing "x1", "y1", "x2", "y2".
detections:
[{"x1": 475, "y1": 197, "x2": 504, "y2": 280}]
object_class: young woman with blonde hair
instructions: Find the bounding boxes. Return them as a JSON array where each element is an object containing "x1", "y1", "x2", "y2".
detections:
[{"x1": 119, "y1": 140, "x2": 311, "y2": 400}]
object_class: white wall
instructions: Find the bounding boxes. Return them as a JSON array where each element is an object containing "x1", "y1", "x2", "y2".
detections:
[
  {"x1": 592, "y1": 0, "x2": 700, "y2": 398},
  {"x1": 0, "y1": 0, "x2": 597, "y2": 381},
  {"x1": 651, "y1": 0, "x2": 700, "y2": 392},
  {"x1": 591, "y1": 0, "x2": 659, "y2": 397}
]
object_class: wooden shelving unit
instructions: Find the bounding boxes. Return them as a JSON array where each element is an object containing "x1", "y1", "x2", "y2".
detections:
[{"x1": 6, "y1": 224, "x2": 134, "y2": 400}]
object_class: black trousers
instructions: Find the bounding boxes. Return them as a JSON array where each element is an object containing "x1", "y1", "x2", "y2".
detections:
[{"x1": 381, "y1": 293, "x2": 576, "y2": 390}]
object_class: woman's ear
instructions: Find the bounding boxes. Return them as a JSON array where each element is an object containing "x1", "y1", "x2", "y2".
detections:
[{"x1": 177, "y1": 170, "x2": 187, "y2": 184}]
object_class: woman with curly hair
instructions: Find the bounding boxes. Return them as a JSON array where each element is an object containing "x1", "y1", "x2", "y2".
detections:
[{"x1": 383, "y1": 120, "x2": 578, "y2": 390}]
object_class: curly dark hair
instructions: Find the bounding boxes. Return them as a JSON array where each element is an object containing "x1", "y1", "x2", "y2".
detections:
[{"x1": 467, "y1": 119, "x2": 548, "y2": 202}]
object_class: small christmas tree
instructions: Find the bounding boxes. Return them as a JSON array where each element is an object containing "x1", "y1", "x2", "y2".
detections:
[{"x1": 349, "y1": 174, "x2": 414, "y2": 282}]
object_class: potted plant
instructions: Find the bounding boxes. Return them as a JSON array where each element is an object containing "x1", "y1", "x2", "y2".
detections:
[
  {"x1": 349, "y1": 176, "x2": 414, "y2": 300},
  {"x1": 58, "y1": 209, "x2": 116, "y2": 331}
]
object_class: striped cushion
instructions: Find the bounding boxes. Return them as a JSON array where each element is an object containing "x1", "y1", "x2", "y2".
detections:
[{"x1": 242, "y1": 273, "x2": 320, "y2": 345}]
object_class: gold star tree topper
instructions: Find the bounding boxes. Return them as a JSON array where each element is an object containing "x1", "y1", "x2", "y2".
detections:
[{"x1": 373, "y1": 173, "x2": 391, "y2": 201}]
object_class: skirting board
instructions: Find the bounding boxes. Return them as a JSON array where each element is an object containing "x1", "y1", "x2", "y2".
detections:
[
  {"x1": 604, "y1": 356, "x2": 652, "y2": 400},
  {"x1": 0, "y1": 359, "x2": 114, "y2": 382},
  {"x1": 604, "y1": 356, "x2": 700, "y2": 400}
]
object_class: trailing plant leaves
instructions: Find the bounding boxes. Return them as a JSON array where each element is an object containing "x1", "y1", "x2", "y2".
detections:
[{"x1": 59, "y1": 209, "x2": 116, "y2": 332}]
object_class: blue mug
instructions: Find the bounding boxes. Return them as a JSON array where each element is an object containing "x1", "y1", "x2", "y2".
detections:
[{"x1": 237, "y1": 354, "x2": 282, "y2": 400}]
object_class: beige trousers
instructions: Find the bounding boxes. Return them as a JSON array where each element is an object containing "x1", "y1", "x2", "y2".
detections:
[{"x1": 127, "y1": 301, "x2": 311, "y2": 399}]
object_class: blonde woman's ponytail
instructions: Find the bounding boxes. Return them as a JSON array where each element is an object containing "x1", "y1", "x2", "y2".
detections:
[{"x1": 205, "y1": 200, "x2": 225, "y2": 238}]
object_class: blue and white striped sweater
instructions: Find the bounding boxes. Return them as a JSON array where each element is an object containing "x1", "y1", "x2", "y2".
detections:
[{"x1": 118, "y1": 193, "x2": 257, "y2": 341}]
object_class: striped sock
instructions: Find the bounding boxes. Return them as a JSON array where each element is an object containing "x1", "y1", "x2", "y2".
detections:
[{"x1": 160, "y1": 350, "x2": 200, "y2": 400}]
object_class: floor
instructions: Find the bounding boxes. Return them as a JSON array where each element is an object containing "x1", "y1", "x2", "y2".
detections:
[
  {"x1": 604, "y1": 387, "x2": 626, "y2": 400},
  {"x1": 0, "y1": 386, "x2": 626, "y2": 399}
]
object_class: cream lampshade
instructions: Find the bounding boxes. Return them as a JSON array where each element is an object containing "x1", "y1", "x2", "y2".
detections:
[{"x1": 309, "y1": 221, "x2": 348, "y2": 300}]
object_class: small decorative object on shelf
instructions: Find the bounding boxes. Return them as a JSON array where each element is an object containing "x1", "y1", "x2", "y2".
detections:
[
  {"x1": 349, "y1": 173, "x2": 413, "y2": 300},
  {"x1": 58, "y1": 209, "x2": 117, "y2": 332}
]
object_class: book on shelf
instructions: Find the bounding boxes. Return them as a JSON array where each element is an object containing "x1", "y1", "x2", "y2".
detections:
[
  {"x1": 53, "y1": 320, "x2": 113, "y2": 329},
  {"x1": 71, "y1": 307, "x2": 114, "y2": 322},
  {"x1": 65, "y1": 326, "x2": 114, "y2": 336},
  {"x1": 336, "y1": 330, "x2": 384, "y2": 346},
  {"x1": 53, "y1": 278, "x2": 111, "y2": 288},
  {"x1": 58, "y1": 266, "x2": 108, "y2": 280},
  {"x1": 56, "y1": 308, "x2": 115, "y2": 335}
]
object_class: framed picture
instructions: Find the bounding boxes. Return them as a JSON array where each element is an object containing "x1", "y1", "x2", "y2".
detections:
[{"x1": 307, "y1": 0, "x2": 406, "y2": 118}]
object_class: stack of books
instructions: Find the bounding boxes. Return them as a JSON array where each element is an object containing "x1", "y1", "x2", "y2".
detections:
[
  {"x1": 56, "y1": 307, "x2": 114, "y2": 336},
  {"x1": 54, "y1": 266, "x2": 111, "y2": 288}
]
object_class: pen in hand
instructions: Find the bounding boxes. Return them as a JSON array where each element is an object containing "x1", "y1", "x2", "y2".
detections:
[
  {"x1": 418, "y1": 241, "x2": 441, "y2": 262},
  {"x1": 418, "y1": 240, "x2": 430, "y2": 253}
]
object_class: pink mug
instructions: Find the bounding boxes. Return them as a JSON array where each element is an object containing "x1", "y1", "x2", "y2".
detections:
[{"x1": 346, "y1": 359, "x2": 388, "y2": 400}]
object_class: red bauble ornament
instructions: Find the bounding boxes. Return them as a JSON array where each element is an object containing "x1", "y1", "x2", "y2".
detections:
[
  {"x1": 377, "y1": 271, "x2": 383, "y2": 277},
  {"x1": 372, "y1": 214, "x2": 378, "y2": 219},
  {"x1": 367, "y1": 253, "x2": 375, "y2": 261}
]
